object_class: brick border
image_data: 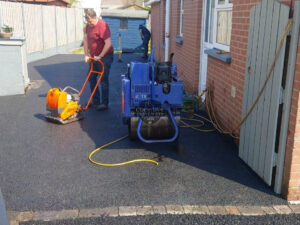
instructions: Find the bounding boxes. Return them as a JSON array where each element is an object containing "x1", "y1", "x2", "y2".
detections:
[{"x1": 8, "y1": 204, "x2": 300, "y2": 224}]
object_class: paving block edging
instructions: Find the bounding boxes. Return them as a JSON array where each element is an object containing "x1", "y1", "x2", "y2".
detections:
[{"x1": 7, "y1": 204, "x2": 300, "y2": 224}]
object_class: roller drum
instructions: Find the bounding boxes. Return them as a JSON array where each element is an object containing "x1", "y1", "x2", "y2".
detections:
[{"x1": 129, "y1": 116, "x2": 180, "y2": 140}]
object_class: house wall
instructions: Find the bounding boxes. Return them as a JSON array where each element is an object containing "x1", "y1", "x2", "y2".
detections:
[
  {"x1": 206, "y1": 0, "x2": 300, "y2": 201},
  {"x1": 151, "y1": 0, "x2": 300, "y2": 201},
  {"x1": 169, "y1": 0, "x2": 203, "y2": 92},
  {"x1": 151, "y1": 1, "x2": 165, "y2": 61},
  {"x1": 103, "y1": 17, "x2": 145, "y2": 51},
  {"x1": 151, "y1": 0, "x2": 202, "y2": 91},
  {"x1": 282, "y1": 34, "x2": 300, "y2": 201},
  {"x1": 206, "y1": 0, "x2": 251, "y2": 137}
]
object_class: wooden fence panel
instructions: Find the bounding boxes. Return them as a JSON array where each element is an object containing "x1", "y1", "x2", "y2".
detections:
[
  {"x1": 43, "y1": 6, "x2": 56, "y2": 50},
  {"x1": 67, "y1": 8, "x2": 76, "y2": 43},
  {"x1": 75, "y1": 8, "x2": 84, "y2": 41},
  {"x1": 56, "y1": 7, "x2": 67, "y2": 46},
  {"x1": 23, "y1": 4, "x2": 43, "y2": 53}
]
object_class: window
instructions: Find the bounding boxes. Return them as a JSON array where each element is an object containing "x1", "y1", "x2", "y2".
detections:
[
  {"x1": 213, "y1": 0, "x2": 232, "y2": 51},
  {"x1": 179, "y1": 0, "x2": 184, "y2": 37},
  {"x1": 204, "y1": 0, "x2": 215, "y2": 45},
  {"x1": 120, "y1": 18, "x2": 128, "y2": 30}
]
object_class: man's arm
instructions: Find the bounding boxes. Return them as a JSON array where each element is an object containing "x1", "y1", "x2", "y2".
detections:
[
  {"x1": 83, "y1": 30, "x2": 90, "y2": 63},
  {"x1": 139, "y1": 29, "x2": 144, "y2": 40},
  {"x1": 83, "y1": 33, "x2": 89, "y2": 56},
  {"x1": 94, "y1": 37, "x2": 112, "y2": 59}
]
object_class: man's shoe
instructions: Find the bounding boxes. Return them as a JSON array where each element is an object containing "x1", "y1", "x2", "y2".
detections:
[{"x1": 94, "y1": 104, "x2": 108, "y2": 111}]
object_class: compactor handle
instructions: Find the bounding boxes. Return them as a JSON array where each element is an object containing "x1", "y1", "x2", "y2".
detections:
[
  {"x1": 79, "y1": 58, "x2": 105, "y2": 111},
  {"x1": 62, "y1": 86, "x2": 80, "y2": 93}
]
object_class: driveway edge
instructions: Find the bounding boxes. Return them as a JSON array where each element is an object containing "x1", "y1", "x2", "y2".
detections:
[{"x1": 7, "y1": 204, "x2": 300, "y2": 223}]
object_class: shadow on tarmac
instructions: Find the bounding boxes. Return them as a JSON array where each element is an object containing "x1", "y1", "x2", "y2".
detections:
[{"x1": 32, "y1": 53, "x2": 282, "y2": 204}]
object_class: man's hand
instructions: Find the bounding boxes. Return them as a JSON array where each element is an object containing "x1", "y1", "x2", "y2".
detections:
[
  {"x1": 84, "y1": 56, "x2": 89, "y2": 63},
  {"x1": 94, "y1": 55, "x2": 102, "y2": 61}
]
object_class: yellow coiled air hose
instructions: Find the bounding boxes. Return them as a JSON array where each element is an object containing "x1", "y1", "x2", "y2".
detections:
[{"x1": 89, "y1": 135, "x2": 158, "y2": 167}]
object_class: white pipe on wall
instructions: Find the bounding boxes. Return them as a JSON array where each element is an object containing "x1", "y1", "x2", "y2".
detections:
[{"x1": 165, "y1": 0, "x2": 170, "y2": 61}]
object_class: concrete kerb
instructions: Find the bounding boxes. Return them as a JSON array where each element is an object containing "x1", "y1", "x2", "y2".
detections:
[{"x1": 7, "y1": 204, "x2": 300, "y2": 223}]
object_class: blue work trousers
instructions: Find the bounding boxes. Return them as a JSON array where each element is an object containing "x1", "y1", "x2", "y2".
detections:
[
  {"x1": 89, "y1": 53, "x2": 114, "y2": 106},
  {"x1": 143, "y1": 37, "x2": 150, "y2": 57}
]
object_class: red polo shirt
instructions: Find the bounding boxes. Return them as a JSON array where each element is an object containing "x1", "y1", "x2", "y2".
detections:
[{"x1": 85, "y1": 19, "x2": 114, "y2": 57}]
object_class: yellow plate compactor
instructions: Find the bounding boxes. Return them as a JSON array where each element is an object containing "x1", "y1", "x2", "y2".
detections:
[{"x1": 45, "y1": 58, "x2": 104, "y2": 124}]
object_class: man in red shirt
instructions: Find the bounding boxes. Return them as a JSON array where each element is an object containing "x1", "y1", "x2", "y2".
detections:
[{"x1": 83, "y1": 9, "x2": 114, "y2": 111}]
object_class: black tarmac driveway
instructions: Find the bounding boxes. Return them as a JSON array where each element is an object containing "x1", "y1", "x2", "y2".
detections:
[{"x1": 0, "y1": 54, "x2": 286, "y2": 213}]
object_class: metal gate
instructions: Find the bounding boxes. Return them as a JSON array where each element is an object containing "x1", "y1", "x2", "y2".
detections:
[{"x1": 239, "y1": 0, "x2": 290, "y2": 187}]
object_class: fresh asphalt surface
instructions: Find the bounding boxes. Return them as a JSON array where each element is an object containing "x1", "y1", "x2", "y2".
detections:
[{"x1": 0, "y1": 54, "x2": 291, "y2": 223}]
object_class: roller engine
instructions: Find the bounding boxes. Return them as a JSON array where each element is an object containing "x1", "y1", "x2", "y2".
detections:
[{"x1": 122, "y1": 48, "x2": 183, "y2": 143}]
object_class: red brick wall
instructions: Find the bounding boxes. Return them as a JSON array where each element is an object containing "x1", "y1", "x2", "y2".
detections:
[
  {"x1": 206, "y1": 0, "x2": 257, "y2": 135},
  {"x1": 169, "y1": 0, "x2": 203, "y2": 92},
  {"x1": 281, "y1": 0, "x2": 300, "y2": 202},
  {"x1": 206, "y1": 0, "x2": 297, "y2": 134},
  {"x1": 282, "y1": 35, "x2": 300, "y2": 201},
  {"x1": 151, "y1": 0, "x2": 203, "y2": 92}
]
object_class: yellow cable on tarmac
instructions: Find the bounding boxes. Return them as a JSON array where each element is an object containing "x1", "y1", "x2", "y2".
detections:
[{"x1": 88, "y1": 135, "x2": 159, "y2": 167}]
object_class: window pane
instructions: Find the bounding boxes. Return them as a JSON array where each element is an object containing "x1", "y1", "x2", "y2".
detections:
[
  {"x1": 218, "y1": 0, "x2": 225, "y2": 4},
  {"x1": 209, "y1": 0, "x2": 215, "y2": 43},
  {"x1": 120, "y1": 18, "x2": 128, "y2": 30},
  {"x1": 204, "y1": 0, "x2": 210, "y2": 42},
  {"x1": 179, "y1": 0, "x2": 184, "y2": 36},
  {"x1": 204, "y1": 0, "x2": 215, "y2": 43},
  {"x1": 227, "y1": 10, "x2": 232, "y2": 45},
  {"x1": 216, "y1": 10, "x2": 232, "y2": 46}
]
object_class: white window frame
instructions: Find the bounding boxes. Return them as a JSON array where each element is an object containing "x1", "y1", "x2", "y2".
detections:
[
  {"x1": 179, "y1": 0, "x2": 184, "y2": 37},
  {"x1": 213, "y1": 0, "x2": 233, "y2": 51}
]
